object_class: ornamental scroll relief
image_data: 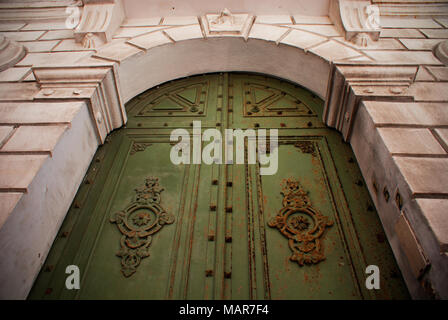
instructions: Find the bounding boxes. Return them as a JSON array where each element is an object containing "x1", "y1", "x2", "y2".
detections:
[
  {"x1": 268, "y1": 178, "x2": 333, "y2": 266},
  {"x1": 110, "y1": 177, "x2": 175, "y2": 277}
]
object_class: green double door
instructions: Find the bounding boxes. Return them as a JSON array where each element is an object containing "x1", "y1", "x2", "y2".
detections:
[{"x1": 29, "y1": 73, "x2": 409, "y2": 299}]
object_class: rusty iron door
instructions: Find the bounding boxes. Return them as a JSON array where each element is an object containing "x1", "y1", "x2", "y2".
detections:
[{"x1": 29, "y1": 73, "x2": 409, "y2": 299}]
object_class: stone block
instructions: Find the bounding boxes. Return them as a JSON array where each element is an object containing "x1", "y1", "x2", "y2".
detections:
[
  {"x1": 0, "y1": 83, "x2": 38, "y2": 101},
  {"x1": 435, "y1": 18, "x2": 448, "y2": 28},
  {"x1": 0, "y1": 101, "x2": 84, "y2": 124},
  {"x1": 121, "y1": 18, "x2": 162, "y2": 27},
  {"x1": 21, "y1": 21, "x2": 68, "y2": 31},
  {"x1": 380, "y1": 28, "x2": 425, "y2": 39},
  {"x1": 394, "y1": 157, "x2": 448, "y2": 196},
  {"x1": 1, "y1": 125, "x2": 68, "y2": 155},
  {"x1": 0, "y1": 126, "x2": 13, "y2": 145},
  {"x1": 310, "y1": 40, "x2": 361, "y2": 61},
  {"x1": 420, "y1": 29, "x2": 448, "y2": 39},
  {"x1": 256, "y1": 15, "x2": 292, "y2": 24},
  {"x1": 0, "y1": 31, "x2": 44, "y2": 41},
  {"x1": 0, "y1": 22, "x2": 26, "y2": 32},
  {"x1": 280, "y1": 29, "x2": 326, "y2": 49},
  {"x1": 0, "y1": 154, "x2": 48, "y2": 191},
  {"x1": 394, "y1": 212, "x2": 429, "y2": 279},
  {"x1": 112, "y1": 26, "x2": 166, "y2": 39},
  {"x1": 52, "y1": 39, "x2": 93, "y2": 52},
  {"x1": 435, "y1": 129, "x2": 448, "y2": 148},
  {"x1": 292, "y1": 15, "x2": 331, "y2": 25},
  {"x1": 39, "y1": 30, "x2": 74, "y2": 40},
  {"x1": 249, "y1": 24, "x2": 288, "y2": 42},
  {"x1": 163, "y1": 25, "x2": 203, "y2": 42},
  {"x1": 289, "y1": 24, "x2": 340, "y2": 37},
  {"x1": 378, "y1": 128, "x2": 446, "y2": 155},
  {"x1": 21, "y1": 40, "x2": 59, "y2": 52},
  {"x1": 408, "y1": 82, "x2": 448, "y2": 102},
  {"x1": 366, "y1": 51, "x2": 442, "y2": 65},
  {"x1": 16, "y1": 51, "x2": 92, "y2": 67},
  {"x1": 162, "y1": 16, "x2": 198, "y2": 25},
  {"x1": 363, "y1": 101, "x2": 448, "y2": 127},
  {"x1": 128, "y1": 31, "x2": 172, "y2": 50},
  {"x1": 415, "y1": 66, "x2": 436, "y2": 81},
  {"x1": 427, "y1": 66, "x2": 448, "y2": 81},
  {"x1": 335, "y1": 37, "x2": 405, "y2": 50},
  {"x1": 0, "y1": 67, "x2": 30, "y2": 82},
  {"x1": 381, "y1": 17, "x2": 441, "y2": 29},
  {"x1": 400, "y1": 38, "x2": 443, "y2": 50},
  {"x1": 416, "y1": 199, "x2": 448, "y2": 253},
  {"x1": 0, "y1": 193, "x2": 22, "y2": 228},
  {"x1": 93, "y1": 41, "x2": 143, "y2": 63}
]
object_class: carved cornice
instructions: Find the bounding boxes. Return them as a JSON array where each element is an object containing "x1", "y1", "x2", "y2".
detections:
[
  {"x1": 323, "y1": 64, "x2": 417, "y2": 141},
  {"x1": 32, "y1": 65, "x2": 126, "y2": 143}
]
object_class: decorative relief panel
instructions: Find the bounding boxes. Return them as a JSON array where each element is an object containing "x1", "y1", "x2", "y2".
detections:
[
  {"x1": 136, "y1": 82, "x2": 209, "y2": 116},
  {"x1": 268, "y1": 178, "x2": 333, "y2": 266},
  {"x1": 110, "y1": 177, "x2": 175, "y2": 277},
  {"x1": 243, "y1": 83, "x2": 314, "y2": 117},
  {"x1": 201, "y1": 8, "x2": 254, "y2": 38}
]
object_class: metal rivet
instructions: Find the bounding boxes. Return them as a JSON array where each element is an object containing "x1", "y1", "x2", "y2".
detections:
[
  {"x1": 227, "y1": 181, "x2": 233, "y2": 187},
  {"x1": 205, "y1": 270, "x2": 213, "y2": 277},
  {"x1": 383, "y1": 187, "x2": 390, "y2": 202},
  {"x1": 212, "y1": 179, "x2": 218, "y2": 185},
  {"x1": 224, "y1": 272, "x2": 231, "y2": 279},
  {"x1": 208, "y1": 234, "x2": 215, "y2": 241},
  {"x1": 225, "y1": 235, "x2": 232, "y2": 243}
]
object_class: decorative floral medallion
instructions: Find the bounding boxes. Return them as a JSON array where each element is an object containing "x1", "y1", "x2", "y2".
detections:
[
  {"x1": 268, "y1": 178, "x2": 333, "y2": 266},
  {"x1": 110, "y1": 177, "x2": 174, "y2": 277}
]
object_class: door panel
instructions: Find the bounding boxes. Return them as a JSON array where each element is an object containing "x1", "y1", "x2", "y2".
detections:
[{"x1": 29, "y1": 73, "x2": 409, "y2": 300}]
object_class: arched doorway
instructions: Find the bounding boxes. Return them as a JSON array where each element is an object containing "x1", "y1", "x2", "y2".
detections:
[{"x1": 29, "y1": 73, "x2": 409, "y2": 299}]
